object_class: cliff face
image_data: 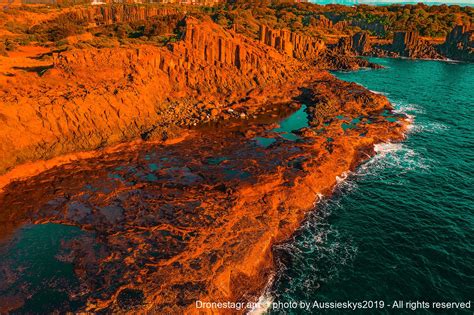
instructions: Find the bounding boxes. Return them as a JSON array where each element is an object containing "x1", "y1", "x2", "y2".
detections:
[
  {"x1": 258, "y1": 24, "x2": 326, "y2": 60},
  {"x1": 391, "y1": 31, "x2": 441, "y2": 59},
  {"x1": 0, "y1": 17, "x2": 310, "y2": 175},
  {"x1": 352, "y1": 31, "x2": 371, "y2": 55},
  {"x1": 440, "y1": 24, "x2": 474, "y2": 62},
  {"x1": 332, "y1": 33, "x2": 371, "y2": 56}
]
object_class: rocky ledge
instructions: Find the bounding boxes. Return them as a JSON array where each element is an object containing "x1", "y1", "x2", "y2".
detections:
[
  {"x1": 0, "y1": 72, "x2": 408, "y2": 313},
  {"x1": 0, "y1": 16, "x2": 372, "y2": 177},
  {"x1": 0, "y1": 15, "x2": 408, "y2": 314}
]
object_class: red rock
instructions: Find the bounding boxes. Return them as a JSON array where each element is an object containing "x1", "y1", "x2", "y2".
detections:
[
  {"x1": 259, "y1": 24, "x2": 326, "y2": 60},
  {"x1": 0, "y1": 17, "x2": 313, "y2": 175}
]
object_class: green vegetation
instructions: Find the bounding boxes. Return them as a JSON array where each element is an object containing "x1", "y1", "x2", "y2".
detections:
[
  {"x1": 208, "y1": 1, "x2": 473, "y2": 38},
  {"x1": 0, "y1": 1, "x2": 472, "y2": 53}
]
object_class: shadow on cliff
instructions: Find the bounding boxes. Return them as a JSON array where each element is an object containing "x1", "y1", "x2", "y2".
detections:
[{"x1": 12, "y1": 65, "x2": 53, "y2": 76}]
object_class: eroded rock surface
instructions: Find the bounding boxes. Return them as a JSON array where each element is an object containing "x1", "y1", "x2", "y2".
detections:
[
  {"x1": 258, "y1": 24, "x2": 326, "y2": 60},
  {"x1": 0, "y1": 73, "x2": 407, "y2": 313},
  {"x1": 0, "y1": 13, "x2": 409, "y2": 314},
  {"x1": 390, "y1": 31, "x2": 443, "y2": 59},
  {"x1": 0, "y1": 17, "x2": 311, "y2": 175}
]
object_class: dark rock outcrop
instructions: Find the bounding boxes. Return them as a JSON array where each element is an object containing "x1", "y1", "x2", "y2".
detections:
[
  {"x1": 440, "y1": 24, "x2": 474, "y2": 62},
  {"x1": 390, "y1": 31, "x2": 443, "y2": 59},
  {"x1": 318, "y1": 36, "x2": 381, "y2": 70},
  {"x1": 352, "y1": 31, "x2": 371, "y2": 55}
]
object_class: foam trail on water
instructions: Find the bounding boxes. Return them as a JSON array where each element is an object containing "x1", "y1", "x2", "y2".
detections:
[
  {"x1": 369, "y1": 89, "x2": 388, "y2": 96},
  {"x1": 392, "y1": 102, "x2": 425, "y2": 115}
]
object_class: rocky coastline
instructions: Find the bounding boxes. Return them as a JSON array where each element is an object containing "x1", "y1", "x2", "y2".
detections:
[
  {"x1": 0, "y1": 71, "x2": 408, "y2": 313},
  {"x1": 0, "y1": 3, "x2": 461, "y2": 312},
  {"x1": 339, "y1": 25, "x2": 473, "y2": 62}
]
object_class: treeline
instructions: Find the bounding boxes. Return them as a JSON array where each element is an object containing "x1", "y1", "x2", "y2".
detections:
[
  {"x1": 213, "y1": 0, "x2": 473, "y2": 38},
  {"x1": 1, "y1": 1, "x2": 472, "y2": 54}
]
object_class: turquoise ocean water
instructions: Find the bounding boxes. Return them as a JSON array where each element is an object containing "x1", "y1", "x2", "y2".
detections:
[{"x1": 269, "y1": 58, "x2": 474, "y2": 313}]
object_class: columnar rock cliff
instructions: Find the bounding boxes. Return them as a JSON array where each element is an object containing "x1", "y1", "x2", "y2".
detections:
[
  {"x1": 440, "y1": 24, "x2": 474, "y2": 62},
  {"x1": 258, "y1": 24, "x2": 326, "y2": 60},
  {"x1": 0, "y1": 17, "x2": 313, "y2": 175},
  {"x1": 390, "y1": 31, "x2": 441, "y2": 59},
  {"x1": 352, "y1": 31, "x2": 371, "y2": 55},
  {"x1": 325, "y1": 32, "x2": 370, "y2": 57}
]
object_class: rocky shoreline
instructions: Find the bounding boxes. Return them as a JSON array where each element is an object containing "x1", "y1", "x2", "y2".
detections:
[
  {"x1": 0, "y1": 15, "x2": 382, "y2": 177},
  {"x1": 0, "y1": 9, "x2": 419, "y2": 313},
  {"x1": 0, "y1": 72, "x2": 408, "y2": 313},
  {"x1": 337, "y1": 25, "x2": 473, "y2": 62}
]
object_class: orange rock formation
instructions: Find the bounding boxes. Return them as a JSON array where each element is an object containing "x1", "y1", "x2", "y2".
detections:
[
  {"x1": 0, "y1": 72, "x2": 408, "y2": 313},
  {"x1": 0, "y1": 14, "x2": 408, "y2": 313},
  {"x1": 0, "y1": 17, "x2": 310, "y2": 176},
  {"x1": 258, "y1": 24, "x2": 326, "y2": 60}
]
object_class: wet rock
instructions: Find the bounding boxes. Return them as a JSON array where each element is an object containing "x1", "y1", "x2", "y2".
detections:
[{"x1": 117, "y1": 288, "x2": 145, "y2": 310}]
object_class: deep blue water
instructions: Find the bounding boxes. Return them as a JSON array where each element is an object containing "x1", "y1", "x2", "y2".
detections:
[{"x1": 269, "y1": 58, "x2": 474, "y2": 313}]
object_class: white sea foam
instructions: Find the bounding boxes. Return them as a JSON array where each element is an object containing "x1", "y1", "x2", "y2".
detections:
[
  {"x1": 392, "y1": 102, "x2": 425, "y2": 115},
  {"x1": 409, "y1": 121, "x2": 448, "y2": 134},
  {"x1": 369, "y1": 89, "x2": 389, "y2": 96},
  {"x1": 335, "y1": 171, "x2": 349, "y2": 184},
  {"x1": 357, "y1": 142, "x2": 431, "y2": 176},
  {"x1": 390, "y1": 101, "x2": 447, "y2": 134},
  {"x1": 335, "y1": 171, "x2": 358, "y2": 193},
  {"x1": 248, "y1": 286, "x2": 274, "y2": 315}
]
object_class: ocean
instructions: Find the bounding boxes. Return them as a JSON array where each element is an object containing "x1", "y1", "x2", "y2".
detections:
[{"x1": 268, "y1": 58, "x2": 474, "y2": 313}]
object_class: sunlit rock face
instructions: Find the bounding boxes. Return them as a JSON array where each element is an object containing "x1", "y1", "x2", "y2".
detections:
[
  {"x1": 0, "y1": 71, "x2": 407, "y2": 313},
  {"x1": 0, "y1": 17, "x2": 309, "y2": 175},
  {"x1": 0, "y1": 10, "x2": 410, "y2": 313}
]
